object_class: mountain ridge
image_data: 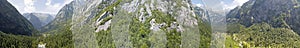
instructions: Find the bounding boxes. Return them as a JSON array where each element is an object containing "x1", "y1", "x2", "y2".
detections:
[
  {"x1": 0, "y1": 0, "x2": 36, "y2": 35},
  {"x1": 23, "y1": 13, "x2": 54, "y2": 30}
]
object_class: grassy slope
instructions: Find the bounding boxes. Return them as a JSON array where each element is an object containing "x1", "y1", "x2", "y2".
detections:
[{"x1": 226, "y1": 23, "x2": 300, "y2": 47}]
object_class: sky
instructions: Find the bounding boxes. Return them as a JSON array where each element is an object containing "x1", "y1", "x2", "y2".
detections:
[
  {"x1": 7, "y1": 0, "x2": 248, "y2": 15},
  {"x1": 8, "y1": 0, "x2": 73, "y2": 15},
  {"x1": 192, "y1": 0, "x2": 203, "y2": 7},
  {"x1": 192, "y1": 0, "x2": 249, "y2": 11}
]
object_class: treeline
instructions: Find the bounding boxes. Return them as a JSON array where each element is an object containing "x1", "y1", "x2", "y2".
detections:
[
  {"x1": 0, "y1": 25, "x2": 74, "y2": 48},
  {"x1": 0, "y1": 32, "x2": 36, "y2": 48},
  {"x1": 226, "y1": 23, "x2": 300, "y2": 47}
]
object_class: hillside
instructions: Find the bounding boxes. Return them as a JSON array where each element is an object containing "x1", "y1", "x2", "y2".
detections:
[
  {"x1": 226, "y1": 0, "x2": 300, "y2": 47},
  {"x1": 41, "y1": 1, "x2": 74, "y2": 32},
  {"x1": 0, "y1": 0, "x2": 36, "y2": 35},
  {"x1": 23, "y1": 13, "x2": 54, "y2": 30},
  {"x1": 227, "y1": 0, "x2": 300, "y2": 34},
  {"x1": 37, "y1": 0, "x2": 212, "y2": 48}
]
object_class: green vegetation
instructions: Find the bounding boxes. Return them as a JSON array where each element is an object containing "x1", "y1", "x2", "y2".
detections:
[
  {"x1": 94, "y1": 0, "x2": 122, "y2": 22},
  {"x1": 197, "y1": 18, "x2": 212, "y2": 48},
  {"x1": 1, "y1": 2, "x2": 74, "y2": 47},
  {"x1": 0, "y1": 32, "x2": 37, "y2": 48},
  {"x1": 96, "y1": 28, "x2": 115, "y2": 48},
  {"x1": 33, "y1": 19, "x2": 74, "y2": 48},
  {"x1": 93, "y1": 1, "x2": 124, "y2": 47},
  {"x1": 126, "y1": 9, "x2": 180, "y2": 48},
  {"x1": 274, "y1": 13, "x2": 290, "y2": 28},
  {"x1": 99, "y1": 16, "x2": 112, "y2": 25},
  {"x1": 151, "y1": 10, "x2": 177, "y2": 27},
  {"x1": 0, "y1": 27, "x2": 66, "y2": 48},
  {"x1": 94, "y1": 0, "x2": 123, "y2": 47},
  {"x1": 165, "y1": 29, "x2": 181, "y2": 48},
  {"x1": 129, "y1": 18, "x2": 151, "y2": 48},
  {"x1": 151, "y1": 10, "x2": 181, "y2": 48},
  {"x1": 225, "y1": 35, "x2": 240, "y2": 48},
  {"x1": 226, "y1": 23, "x2": 300, "y2": 47},
  {"x1": 37, "y1": 25, "x2": 74, "y2": 48},
  {"x1": 174, "y1": 0, "x2": 183, "y2": 8}
]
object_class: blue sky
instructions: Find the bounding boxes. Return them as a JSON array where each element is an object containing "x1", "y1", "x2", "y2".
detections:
[
  {"x1": 8, "y1": 0, "x2": 73, "y2": 15},
  {"x1": 192, "y1": 0, "x2": 202, "y2": 4},
  {"x1": 192, "y1": 0, "x2": 249, "y2": 10},
  {"x1": 7, "y1": 0, "x2": 248, "y2": 15}
]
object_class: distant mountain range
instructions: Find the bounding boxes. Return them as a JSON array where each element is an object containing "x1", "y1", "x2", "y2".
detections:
[
  {"x1": 23, "y1": 13, "x2": 54, "y2": 30},
  {"x1": 41, "y1": 1, "x2": 74, "y2": 32},
  {"x1": 2, "y1": 0, "x2": 300, "y2": 48}
]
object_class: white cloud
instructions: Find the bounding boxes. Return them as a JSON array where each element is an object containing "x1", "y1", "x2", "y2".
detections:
[
  {"x1": 24, "y1": 0, "x2": 36, "y2": 13},
  {"x1": 200, "y1": 0, "x2": 249, "y2": 14},
  {"x1": 8, "y1": 0, "x2": 74, "y2": 15},
  {"x1": 223, "y1": 0, "x2": 249, "y2": 10},
  {"x1": 7, "y1": 0, "x2": 25, "y2": 14},
  {"x1": 64, "y1": 0, "x2": 73, "y2": 5},
  {"x1": 234, "y1": 0, "x2": 249, "y2": 6},
  {"x1": 41, "y1": 0, "x2": 73, "y2": 14},
  {"x1": 196, "y1": 4, "x2": 203, "y2": 7},
  {"x1": 46, "y1": 0, "x2": 51, "y2": 5}
]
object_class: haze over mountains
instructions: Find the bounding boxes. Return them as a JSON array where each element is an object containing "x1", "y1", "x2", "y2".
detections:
[
  {"x1": 1, "y1": 0, "x2": 300, "y2": 48},
  {"x1": 23, "y1": 13, "x2": 54, "y2": 30}
]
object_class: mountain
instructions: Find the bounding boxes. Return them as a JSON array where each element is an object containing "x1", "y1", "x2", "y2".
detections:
[
  {"x1": 23, "y1": 14, "x2": 42, "y2": 30},
  {"x1": 226, "y1": 0, "x2": 297, "y2": 30},
  {"x1": 41, "y1": 2, "x2": 74, "y2": 32},
  {"x1": 23, "y1": 13, "x2": 54, "y2": 30},
  {"x1": 2, "y1": 0, "x2": 300, "y2": 47},
  {"x1": 193, "y1": 5, "x2": 210, "y2": 23},
  {"x1": 0, "y1": 0, "x2": 36, "y2": 35},
  {"x1": 39, "y1": 0, "x2": 212, "y2": 48},
  {"x1": 80, "y1": 0, "x2": 208, "y2": 47},
  {"x1": 0, "y1": 0, "x2": 39, "y2": 47},
  {"x1": 226, "y1": 0, "x2": 300, "y2": 47},
  {"x1": 227, "y1": 0, "x2": 300, "y2": 34}
]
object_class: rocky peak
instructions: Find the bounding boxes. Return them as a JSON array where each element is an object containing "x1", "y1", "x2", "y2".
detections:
[
  {"x1": 42, "y1": 0, "x2": 209, "y2": 48},
  {"x1": 23, "y1": 13, "x2": 54, "y2": 30}
]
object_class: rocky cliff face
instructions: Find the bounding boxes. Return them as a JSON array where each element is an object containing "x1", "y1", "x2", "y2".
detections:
[
  {"x1": 227, "y1": 0, "x2": 300, "y2": 35},
  {"x1": 42, "y1": 0, "x2": 211, "y2": 48},
  {"x1": 194, "y1": 6, "x2": 211, "y2": 23},
  {"x1": 79, "y1": 0, "x2": 210, "y2": 48},
  {"x1": 23, "y1": 13, "x2": 54, "y2": 30},
  {"x1": 226, "y1": 0, "x2": 300, "y2": 47},
  {"x1": 41, "y1": 1, "x2": 74, "y2": 32},
  {"x1": 0, "y1": 0, "x2": 36, "y2": 35}
]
